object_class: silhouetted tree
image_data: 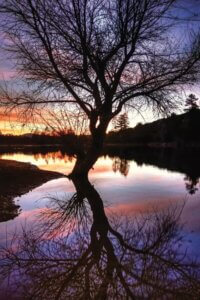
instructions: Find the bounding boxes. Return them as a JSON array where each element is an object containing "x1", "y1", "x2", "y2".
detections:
[
  {"x1": 136, "y1": 122, "x2": 143, "y2": 128},
  {"x1": 113, "y1": 112, "x2": 129, "y2": 131},
  {"x1": 1, "y1": 0, "x2": 200, "y2": 175},
  {"x1": 171, "y1": 112, "x2": 177, "y2": 118},
  {"x1": 185, "y1": 94, "x2": 199, "y2": 112}
]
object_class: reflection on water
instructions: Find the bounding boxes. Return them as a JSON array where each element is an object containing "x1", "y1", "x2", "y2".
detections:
[
  {"x1": 0, "y1": 149, "x2": 200, "y2": 240},
  {"x1": 1, "y1": 148, "x2": 200, "y2": 194},
  {"x1": 0, "y1": 148, "x2": 200, "y2": 298},
  {"x1": 184, "y1": 175, "x2": 200, "y2": 195},
  {"x1": 0, "y1": 151, "x2": 75, "y2": 175},
  {"x1": 1, "y1": 171, "x2": 200, "y2": 298},
  {"x1": 0, "y1": 197, "x2": 20, "y2": 222},
  {"x1": 112, "y1": 157, "x2": 130, "y2": 177}
]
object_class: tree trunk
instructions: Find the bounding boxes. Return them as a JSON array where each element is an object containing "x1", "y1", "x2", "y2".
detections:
[{"x1": 69, "y1": 119, "x2": 108, "y2": 177}]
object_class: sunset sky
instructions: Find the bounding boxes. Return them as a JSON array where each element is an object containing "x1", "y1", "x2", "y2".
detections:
[{"x1": 0, "y1": 0, "x2": 200, "y2": 135}]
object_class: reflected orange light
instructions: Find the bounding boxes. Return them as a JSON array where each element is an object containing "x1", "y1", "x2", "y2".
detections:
[{"x1": 0, "y1": 152, "x2": 76, "y2": 175}]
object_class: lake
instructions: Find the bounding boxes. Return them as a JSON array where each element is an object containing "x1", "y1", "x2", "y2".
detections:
[{"x1": 0, "y1": 149, "x2": 200, "y2": 258}]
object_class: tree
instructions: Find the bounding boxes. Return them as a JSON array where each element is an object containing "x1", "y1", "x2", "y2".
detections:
[
  {"x1": 113, "y1": 112, "x2": 129, "y2": 131},
  {"x1": 0, "y1": 0, "x2": 200, "y2": 176},
  {"x1": 185, "y1": 94, "x2": 199, "y2": 112}
]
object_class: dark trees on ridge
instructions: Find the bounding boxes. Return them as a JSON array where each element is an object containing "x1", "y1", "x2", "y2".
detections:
[
  {"x1": 0, "y1": 0, "x2": 200, "y2": 175},
  {"x1": 185, "y1": 94, "x2": 199, "y2": 112},
  {"x1": 113, "y1": 112, "x2": 129, "y2": 131}
]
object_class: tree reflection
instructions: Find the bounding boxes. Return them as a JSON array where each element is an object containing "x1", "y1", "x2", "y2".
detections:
[
  {"x1": 112, "y1": 158, "x2": 130, "y2": 177},
  {"x1": 0, "y1": 197, "x2": 20, "y2": 222},
  {"x1": 1, "y1": 173, "x2": 200, "y2": 299},
  {"x1": 105, "y1": 147, "x2": 200, "y2": 195},
  {"x1": 184, "y1": 175, "x2": 200, "y2": 195},
  {"x1": 33, "y1": 151, "x2": 74, "y2": 164}
]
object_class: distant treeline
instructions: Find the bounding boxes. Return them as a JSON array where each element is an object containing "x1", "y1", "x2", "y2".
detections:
[
  {"x1": 1, "y1": 110, "x2": 200, "y2": 148},
  {"x1": 106, "y1": 109, "x2": 200, "y2": 146},
  {"x1": 0, "y1": 132, "x2": 89, "y2": 147}
]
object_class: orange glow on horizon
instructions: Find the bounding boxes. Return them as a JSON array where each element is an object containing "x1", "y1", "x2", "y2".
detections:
[
  {"x1": 0, "y1": 108, "x2": 47, "y2": 135},
  {"x1": 0, "y1": 120, "x2": 36, "y2": 135}
]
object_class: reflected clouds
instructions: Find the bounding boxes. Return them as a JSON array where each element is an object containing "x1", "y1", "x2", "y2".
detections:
[
  {"x1": 1, "y1": 172, "x2": 200, "y2": 299},
  {"x1": 0, "y1": 148, "x2": 200, "y2": 298},
  {"x1": 0, "y1": 149, "x2": 200, "y2": 227}
]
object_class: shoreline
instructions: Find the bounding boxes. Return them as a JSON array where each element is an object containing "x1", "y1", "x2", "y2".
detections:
[
  {"x1": 0, "y1": 159, "x2": 66, "y2": 203},
  {"x1": 0, "y1": 142, "x2": 200, "y2": 152}
]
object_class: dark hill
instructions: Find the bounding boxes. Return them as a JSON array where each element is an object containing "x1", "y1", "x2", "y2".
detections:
[{"x1": 107, "y1": 109, "x2": 200, "y2": 147}]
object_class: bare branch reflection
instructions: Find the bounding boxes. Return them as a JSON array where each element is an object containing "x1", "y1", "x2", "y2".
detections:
[{"x1": 1, "y1": 174, "x2": 200, "y2": 299}]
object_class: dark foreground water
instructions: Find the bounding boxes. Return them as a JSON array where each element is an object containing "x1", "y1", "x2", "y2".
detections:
[{"x1": 0, "y1": 149, "x2": 200, "y2": 258}]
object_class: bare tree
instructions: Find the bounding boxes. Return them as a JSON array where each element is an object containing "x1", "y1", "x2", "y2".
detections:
[{"x1": 0, "y1": 0, "x2": 200, "y2": 175}]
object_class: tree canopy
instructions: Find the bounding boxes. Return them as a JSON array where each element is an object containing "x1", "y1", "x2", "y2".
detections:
[
  {"x1": 1, "y1": 0, "x2": 200, "y2": 175},
  {"x1": 0, "y1": 0, "x2": 200, "y2": 133}
]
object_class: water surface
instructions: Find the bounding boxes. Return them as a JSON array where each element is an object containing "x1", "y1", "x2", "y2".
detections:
[{"x1": 0, "y1": 149, "x2": 200, "y2": 257}]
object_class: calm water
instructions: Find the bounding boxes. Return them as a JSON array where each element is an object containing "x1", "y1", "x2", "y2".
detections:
[{"x1": 0, "y1": 150, "x2": 200, "y2": 257}]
